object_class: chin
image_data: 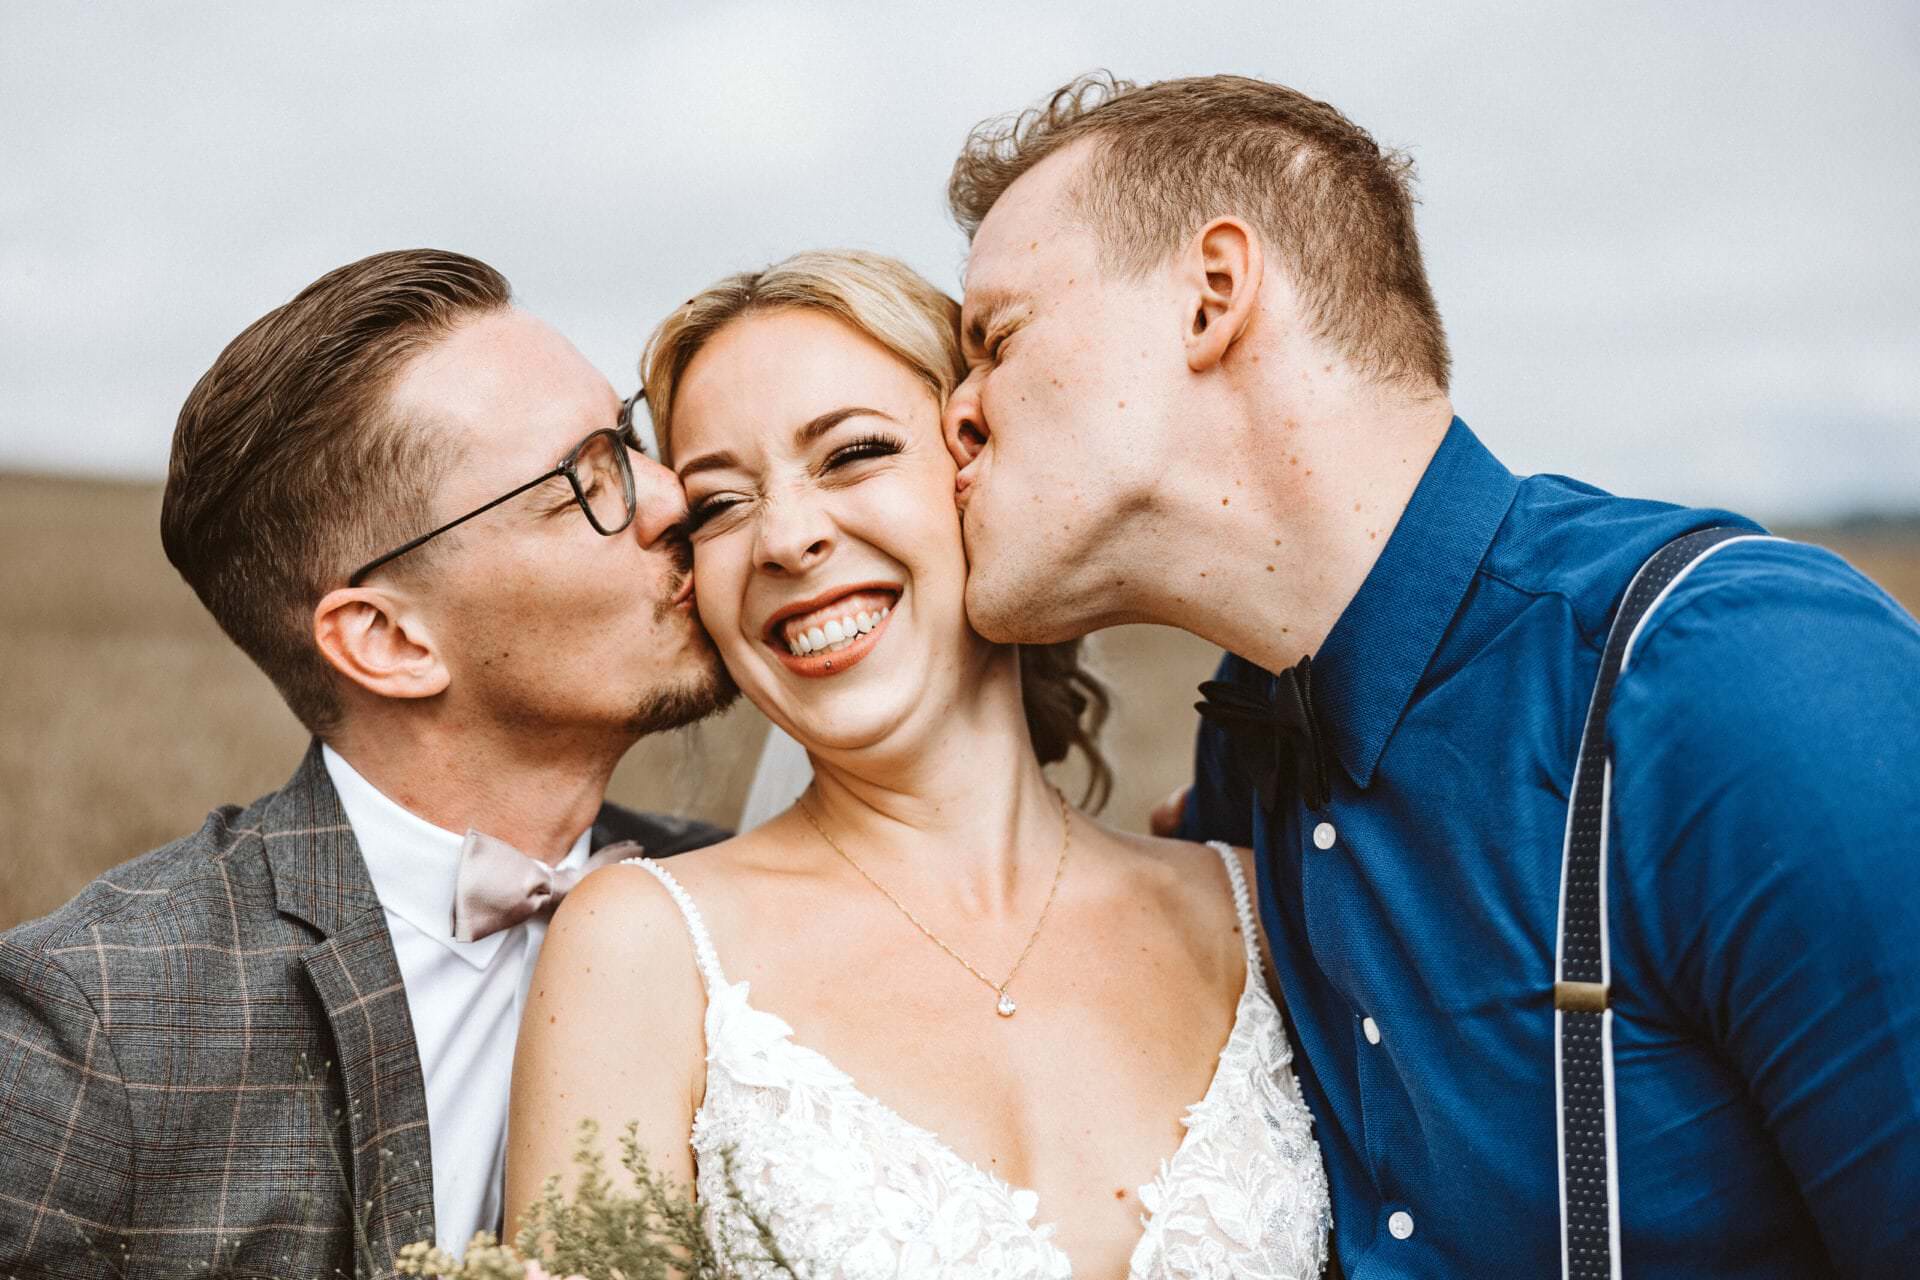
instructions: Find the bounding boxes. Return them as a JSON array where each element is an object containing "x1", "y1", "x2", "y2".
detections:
[
  {"x1": 963, "y1": 568, "x2": 1056, "y2": 644},
  {"x1": 621, "y1": 655, "x2": 738, "y2": 737}
]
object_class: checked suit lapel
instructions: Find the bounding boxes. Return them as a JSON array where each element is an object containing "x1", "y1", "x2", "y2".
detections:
[{"x1": 265, "y1": 743, "x2": 437, "y2": 1273}]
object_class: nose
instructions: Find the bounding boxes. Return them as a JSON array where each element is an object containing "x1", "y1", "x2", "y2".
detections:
[
  {"x1": 942, "y1": 369, "x2": 990, "y2": 485},
  {"x1": 754, "y1": 483, "x2": 835, "y2": 576},
  {"x1": 628, "y1": 454, "x2": 690, "y2": 547}
]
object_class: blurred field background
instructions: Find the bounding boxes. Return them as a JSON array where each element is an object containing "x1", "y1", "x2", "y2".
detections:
[{"x1": 4, "y1": 469, "x2": 1917, "y2": 930}]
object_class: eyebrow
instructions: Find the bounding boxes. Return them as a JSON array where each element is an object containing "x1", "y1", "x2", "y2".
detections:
[
  {"x1": 675, "y1": 405, "x2": 898, "y2": 480},
  {"x1": 962, "y1": 290, "x2": 1023, "y2": 355}
]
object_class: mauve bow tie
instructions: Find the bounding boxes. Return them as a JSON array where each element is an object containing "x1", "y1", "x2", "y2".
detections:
[
  {"x1": 451, "y1": 830, "x2": 643, "y2": 943},
  {"x1": 1194, "y1": 654, "x2": 1332, "y2": 812}
]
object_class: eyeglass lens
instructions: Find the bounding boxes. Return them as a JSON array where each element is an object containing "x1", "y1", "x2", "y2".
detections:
[{"x1": 575, "y1": 430, "x2": 637, "y2": 533}]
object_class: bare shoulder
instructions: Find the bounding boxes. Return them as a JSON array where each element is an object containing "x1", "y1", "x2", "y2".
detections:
[
  {"x1": 1095, "y1": 822, "x2": 1246, "y2": 892},
  {"x1": 1080, "y1": 822, "x2": 1252, "y2": 940},
  {"x1": 530, "y1": 853, "x2": 714, "y2": 1061},
  {"x1": 549, "y1": 851, "x2": 701, "y2": 965},
  {"x1": 552, "y1": 828, "x2": 807, "y2": 970},
  {"x1": 510, "y1": 853, "x2": 715, "y2": 1220},
  {"x1": 515, "y1": 852, "x2": 718, "y2": 1133}
]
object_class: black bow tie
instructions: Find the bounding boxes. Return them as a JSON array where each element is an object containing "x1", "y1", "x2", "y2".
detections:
[{"x1": 1194, "y1": 655, "x2": 1332, "y2": 812}]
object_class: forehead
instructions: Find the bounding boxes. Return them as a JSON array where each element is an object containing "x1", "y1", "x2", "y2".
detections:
[
  {"x1": 390, "y1": 309, "x2": 616, "y2": 474},
  {"x1": 963, "y1": 141, "x2": 1102, "y2": 302},
  {"x1": 671, "y1": 308, "x2": 935, "y2": 453}
]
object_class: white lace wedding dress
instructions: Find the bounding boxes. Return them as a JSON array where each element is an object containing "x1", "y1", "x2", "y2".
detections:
[{"x1": 625, "y1": 843, "x2": 1330, "y2": 1278}]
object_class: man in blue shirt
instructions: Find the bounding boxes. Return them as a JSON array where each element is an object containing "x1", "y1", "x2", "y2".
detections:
[{"x1": 941, "y1": 73, "x2": 1919, "y2": 1276}]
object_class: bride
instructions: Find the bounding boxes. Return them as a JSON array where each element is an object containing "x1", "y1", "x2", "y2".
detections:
[{"x1": 507, "y1": 250, "x2": 1329, "y2": 1278}]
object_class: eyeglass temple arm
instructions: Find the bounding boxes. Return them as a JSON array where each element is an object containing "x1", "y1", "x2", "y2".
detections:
[{"x1": 346, "y1": 469, "x2": 563, "y2": 587}]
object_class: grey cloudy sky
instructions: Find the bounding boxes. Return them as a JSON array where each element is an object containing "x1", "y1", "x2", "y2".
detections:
[{"x1": 4, "y1": 1, "x2": 1916, "y2": 520}]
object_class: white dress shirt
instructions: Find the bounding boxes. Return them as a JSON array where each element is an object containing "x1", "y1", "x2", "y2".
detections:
[{"x1": 321, "y1": 745, "x2": 591, "y2": 1255}]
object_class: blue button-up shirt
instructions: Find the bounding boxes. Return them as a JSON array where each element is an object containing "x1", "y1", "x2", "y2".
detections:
[{"x1": 1181, "y1": 419, "x2": 1920, "y2": 1277}]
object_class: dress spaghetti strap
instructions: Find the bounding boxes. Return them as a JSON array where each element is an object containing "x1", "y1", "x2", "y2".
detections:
[
  {"x1": 1205, "y1": 840, "x2": 1264, "y2": 977},
  {"x1": 619, "y1": 857, "x2": 729, "y2": 994}
]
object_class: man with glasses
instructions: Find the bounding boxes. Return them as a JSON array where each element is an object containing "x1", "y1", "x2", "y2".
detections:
[{"x1": 0, "y1": 249, "x2": 736, "y2": 1279}]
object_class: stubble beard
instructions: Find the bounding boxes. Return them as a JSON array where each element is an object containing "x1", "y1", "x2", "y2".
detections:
[{"x1": 621, "y1": 623, "x2": 739, "y2": 737}]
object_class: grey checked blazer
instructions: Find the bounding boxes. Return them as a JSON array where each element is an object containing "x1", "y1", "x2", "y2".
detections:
[{"x1": 0, "y1": 742, "x2": 724, "y2": 1280}]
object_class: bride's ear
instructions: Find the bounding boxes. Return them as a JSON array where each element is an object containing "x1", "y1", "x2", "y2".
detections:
[
  {"x1": 312, "y1": 586, "x2": 450, "y2": 702},
  {"x1": 1182, "y1": 218, "x2": 1264, "y2": 374}
]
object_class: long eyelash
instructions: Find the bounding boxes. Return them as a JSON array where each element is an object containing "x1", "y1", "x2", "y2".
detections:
[
  {"x1": 683, "y1": 497, "x2": 735, "y2": 532},
  {"x1": 825, "y1": 432, "x2": 904, "y2": 468}
]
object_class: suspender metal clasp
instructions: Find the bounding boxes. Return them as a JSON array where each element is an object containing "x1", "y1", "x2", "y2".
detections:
[{"x1": 1553, "y1": 981, "x2": 1609, "y2": 1013}]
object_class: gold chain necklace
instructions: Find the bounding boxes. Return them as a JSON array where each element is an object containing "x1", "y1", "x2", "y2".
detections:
[{"x1": 794, "y1": 789, "x2": 1070, "y2": 1018}]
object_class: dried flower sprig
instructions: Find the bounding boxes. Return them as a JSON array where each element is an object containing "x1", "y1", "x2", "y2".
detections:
[{"x1": 396, "y1": 1119, "x2": 806, "y2": 1280}]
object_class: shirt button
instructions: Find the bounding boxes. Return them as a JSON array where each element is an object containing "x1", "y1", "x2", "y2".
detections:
[
  {"x1": 1363, "y1": 1016, "x2": 1381, "y2": 1045},
  {"x1": 1312, "y1": 821, "x2": 1337, "y2": 850},
  {"x1": 1388, "y1": 1210, "x2": 1415, "y2": 1240}
]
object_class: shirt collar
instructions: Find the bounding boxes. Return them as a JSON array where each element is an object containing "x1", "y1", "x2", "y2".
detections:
[
  {"x1": 320, "y1": 743, "x2": 592, "y2": 969},
  {"x1": 1313, "y1": 417, "x2": 1520, "y2": 789}
]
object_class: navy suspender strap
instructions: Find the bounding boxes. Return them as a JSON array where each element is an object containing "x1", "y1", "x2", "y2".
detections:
[{"x1": 1553, "y1": 526, "x2": 1775, "y2": 1280}]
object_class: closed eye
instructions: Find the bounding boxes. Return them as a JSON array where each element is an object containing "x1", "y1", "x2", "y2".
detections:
[
  {"x1": 684, "y1": 493, "x2": 744, "y2": 533},
  {"x1": 541, "y1": 475, "x2": 581, "y2": 516},
  {"x1": 823, "y1": 433, "x2": 903, "y2": 471}
]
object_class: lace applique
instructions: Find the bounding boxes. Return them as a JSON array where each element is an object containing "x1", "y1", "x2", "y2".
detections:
[
  {"x1": 1126, "y1": 979, "x2": 1331, "y2": 1279},
  {"x1": 623, "y1": 846, "x2": 1329, "y2": 1278}
]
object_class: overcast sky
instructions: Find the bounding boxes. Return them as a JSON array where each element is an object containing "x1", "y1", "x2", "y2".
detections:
[{"x1": 4, "y1": 1, "x2": 1916, "y2": 521}]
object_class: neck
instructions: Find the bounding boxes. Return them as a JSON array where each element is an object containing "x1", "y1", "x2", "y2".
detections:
[
  {"x1": 794, "y1": 645, "x2": 1068, "y2": 914},
  {"x1": 325, "y1": 707, "x2": 628, "y2": 865},
  {"x1": 1134, "y1": 365, "x2": 1454, "y2": 673}
]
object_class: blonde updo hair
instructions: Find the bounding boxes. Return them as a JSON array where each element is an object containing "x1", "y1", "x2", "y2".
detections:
[{"x1": 640, "y1": 249, "x2": 1112, "y2": 810}]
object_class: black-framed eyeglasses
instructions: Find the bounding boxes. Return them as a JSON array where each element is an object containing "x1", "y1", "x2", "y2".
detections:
[{"x1": 346, "y1": 392, "x2": 650, "y2": 587}]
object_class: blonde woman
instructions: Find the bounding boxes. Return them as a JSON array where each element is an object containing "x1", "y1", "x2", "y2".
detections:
[{"x1": 507, "y1": 251, "x2": 1329, "y2": 1278}]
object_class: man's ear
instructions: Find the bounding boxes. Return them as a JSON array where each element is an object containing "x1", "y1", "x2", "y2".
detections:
[
  {"x1": 312, "y1": 587, "x2": 450, "y2": 702},
  {"x1": 1182, "y1": 217, "x2": 1264, "y2": 374}
]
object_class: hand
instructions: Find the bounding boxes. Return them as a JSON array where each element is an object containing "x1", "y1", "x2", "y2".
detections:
[{"x1": 1148, "y1": 784, "x2": 1192, "y2": 838}]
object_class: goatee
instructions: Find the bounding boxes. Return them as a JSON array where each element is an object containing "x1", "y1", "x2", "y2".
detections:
[{"x1": 623, "y1": 655, "x2": 738, "y2": 737}]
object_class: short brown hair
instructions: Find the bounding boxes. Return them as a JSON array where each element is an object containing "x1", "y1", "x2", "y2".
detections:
[
  {"x1": 641, "y1": 249, "x2": 1114, "y2": 809},
  {"x1": 161, "y1": 249, "x2": 512, "y2": 734},
  {"x1": 950, "y1": 71, "x2": 1449, "y2": 390}
]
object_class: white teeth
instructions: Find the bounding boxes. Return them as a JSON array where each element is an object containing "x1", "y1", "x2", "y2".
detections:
[{"x1": 779, "y1": 601, "x2": 895, "y2": 657}]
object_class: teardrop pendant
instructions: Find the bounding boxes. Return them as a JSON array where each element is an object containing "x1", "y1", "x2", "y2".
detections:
[{"x1": 996, "y1": 993, "x2": 1018, "y2": 1017}]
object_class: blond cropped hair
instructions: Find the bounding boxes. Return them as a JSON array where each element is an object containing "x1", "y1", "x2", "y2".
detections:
[{"x1": 950, "y1": 71, "x2": 1449, "y2": 391}]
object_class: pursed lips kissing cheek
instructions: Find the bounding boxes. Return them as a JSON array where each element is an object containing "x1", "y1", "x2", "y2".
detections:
[{"x1": 764, "y1": 584, "x2": 899, "y2": 677}]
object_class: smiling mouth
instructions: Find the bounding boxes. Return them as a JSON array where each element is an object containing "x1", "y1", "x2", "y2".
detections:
[{"x1": 766, "y1": 586, "x2": 900, "y2": 658}]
